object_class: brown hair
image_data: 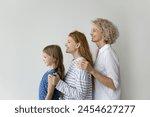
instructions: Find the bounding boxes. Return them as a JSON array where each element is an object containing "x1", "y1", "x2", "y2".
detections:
[
  {"x1": 69, "y1": 31, "x2": 94, "y2": 88},
  {"x1": 69, "y1": 31, "x2": 94, "y2": 67},
  {"x1": 43, "y1": 45, "x2": 65, "y2": 80},
  {"x1": 92, "y1": 18, "x2": 119, "y2": 44}
]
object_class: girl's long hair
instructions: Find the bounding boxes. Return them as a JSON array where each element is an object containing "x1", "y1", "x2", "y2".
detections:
[{"x1": 43, "y1": 45, "x2": 65, "y2": 80}]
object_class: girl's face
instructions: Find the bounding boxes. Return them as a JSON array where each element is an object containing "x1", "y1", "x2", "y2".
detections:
[
  {"x1": 65, "y1": 36, "x2": 79, "y2": 54},
  {"x1": 42, "y1": 52, "x2": 55, "y2": 67},
  {"x1": 90, "y1": 24, "x2": 103, "y2": 42}
]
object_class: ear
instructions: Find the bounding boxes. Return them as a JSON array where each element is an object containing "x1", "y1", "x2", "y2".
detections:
[
  {"x1": 52, "y1": 57, "x2": 57, "y2": 63},
  {"x1": 76, "y1": 43, "x2": 80, "y2": 48}
]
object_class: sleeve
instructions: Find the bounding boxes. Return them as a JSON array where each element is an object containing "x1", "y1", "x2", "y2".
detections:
[
  {"x1": 56, "y1": 69, "x2": 92, "y2": 100},
  {"x1": 39, "y1": 75, "x2": 47, "y2": 100},
  {"x1": 105, "y1": 51, "x2": 120, "y2": 89}
]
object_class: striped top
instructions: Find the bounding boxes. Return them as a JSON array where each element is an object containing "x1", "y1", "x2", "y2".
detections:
[{"x1": 56, "y1": 57, "x2": 92, "y2": 100}]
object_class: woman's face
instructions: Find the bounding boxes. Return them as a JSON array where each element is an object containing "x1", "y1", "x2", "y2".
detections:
[
  {"x1": 65, "y1": 36, "x2": 78, "y2": 54},
  {"x1": 90, "y1": 23, "x2": 103, "y2": 42},
  {"x1": 42, "y1": 52, "x2": 55, "y2": 67}
]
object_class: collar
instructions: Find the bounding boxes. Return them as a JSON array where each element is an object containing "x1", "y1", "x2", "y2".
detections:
[
  {"x1": 99, "y1": 44, "x2": 110, "y2": 54},
  {"x1": 47, "y1": 69, "x2": 56, "y2": 74}
]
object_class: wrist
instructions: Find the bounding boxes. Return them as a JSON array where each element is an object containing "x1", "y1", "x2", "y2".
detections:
[
  {"x1": 90, "y1": 68, "x2": 95, "y2": 75},
  {"x1": 52, "y1": 84, "x2": 56, "y2": 87},
  {"x1": 54, "y1": 78, "x2": 60, "y2": 87}
]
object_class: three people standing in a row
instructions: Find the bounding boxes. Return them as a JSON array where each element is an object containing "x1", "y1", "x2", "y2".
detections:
[{"x1": 39, "y1": 18, "x2": 121, "y2": 100}]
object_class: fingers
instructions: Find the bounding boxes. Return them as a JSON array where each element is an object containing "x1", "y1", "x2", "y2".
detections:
[
  {"x1": 80, "y1": 60, "x2": 88, "y2": 69},
  {"x1": 77, "y1": 60, "x2": 88, "y2": 69},
  {"x1": 48, "y1": 74, "x2": 55, "y2": 86},
  {"x1": 76, "y1": 60, "x2": 82, "y2": 68},
  {"x1": 54, "y1": 73, "x2": 59, "y2": 78},
  {"x1": 48, "y1": 74, "x2": 52, "y2": 78},
  {"x1": 48, "y1": 74, "x2": 57, "y2": 79},
  {"x1": 48, "y1": 73, "x2": 60, "y2": 86},
  {"x1": 81, "y1": 60, "x2": 88, "y2": 65}
]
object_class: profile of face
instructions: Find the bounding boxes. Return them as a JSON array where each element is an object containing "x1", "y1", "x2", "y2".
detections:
[
  {"x1": 42, "y1": 52, "x2": 55, "y2": 67},
  {"x1": 65, "y1": 36, "x2": 79, "y2": 54},
  {"x1": 91, "y1": 24, "x2": 103, "y2": 42}
]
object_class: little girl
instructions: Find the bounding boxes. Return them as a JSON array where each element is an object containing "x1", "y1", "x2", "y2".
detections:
[{"x1": 39, "y1": 45, "x2": 64, "y2": 100}]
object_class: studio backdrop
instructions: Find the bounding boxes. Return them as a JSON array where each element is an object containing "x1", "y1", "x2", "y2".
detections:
[{"x1": 0, "y1": 0, "x2": 150, "y2": 99}]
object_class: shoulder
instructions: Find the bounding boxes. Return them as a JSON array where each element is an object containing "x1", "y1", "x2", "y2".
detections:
[
  {"x1": 103, "y1": 46, "x2": 117, "y2": 58},
  {"x1": 72, "y1": 57, "x2": 85, "y2": 69},
  {"x1": 48, "y1": 69, "x2": 56, "y2": 73},
  {"x1": 104, "y1": 47, "x2": 119, "y2": 66},
  {"x1": 42, "y1": 70, "x2": 50, "y2": 80}
]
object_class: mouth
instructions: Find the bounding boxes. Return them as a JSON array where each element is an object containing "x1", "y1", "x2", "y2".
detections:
[
  {"x1": 92, "y1": 35, "x2": 96, "y2": 39},
  {"x1": 66, "y1": 48, "x2": 69, "y2": 52}
]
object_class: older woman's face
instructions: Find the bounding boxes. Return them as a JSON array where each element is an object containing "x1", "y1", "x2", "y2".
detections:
[{"x1": 90, "y1": 24, "x2": 103, "y2": 42}]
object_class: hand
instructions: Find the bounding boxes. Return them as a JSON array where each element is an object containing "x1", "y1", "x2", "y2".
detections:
[
  {"x1": 80, "y1": 60, "x2": 94, "y2": 74},
  {"x1": 46, "y1": 77, "x2": 55, "y2": 100},
  {"x1": 48, "y1": 73, "x2": 60, "y2": 86}
]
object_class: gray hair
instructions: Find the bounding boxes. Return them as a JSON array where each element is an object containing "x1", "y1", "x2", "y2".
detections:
[{"x1": 92, "y1": 18, "x2": 119, "y2": 44}]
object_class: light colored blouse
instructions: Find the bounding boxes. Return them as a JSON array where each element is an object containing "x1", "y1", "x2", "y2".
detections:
[{"x1": 94, "y1": 44, "x2": 121, "y2": 100}]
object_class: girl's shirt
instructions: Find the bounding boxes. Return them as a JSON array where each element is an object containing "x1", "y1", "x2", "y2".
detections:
[{"x1": 39, "y1": 69, "x2": 60, "y2": 100}]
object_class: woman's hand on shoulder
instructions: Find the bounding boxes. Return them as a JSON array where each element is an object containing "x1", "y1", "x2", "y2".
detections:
[
  {"x1": 79, "y1": 60, "x2": 94, "y2": 74},
  {"x1": 48, "y1": 73, "x2": 60, "y2": 86}
]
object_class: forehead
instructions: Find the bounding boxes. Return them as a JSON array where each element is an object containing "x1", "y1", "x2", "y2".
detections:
[
  {"x1": 91, "y1": 23, "x2": 102, "y2": 33},
  {"x1": 92, "y1": 23, "x2": 99, "y2": 30},
  {"x1": 42, "y1": 52, "x2": 49, "y2": 56},
  {"x1": 67, "y1": 36, "x2": 75, "y2": 42}
]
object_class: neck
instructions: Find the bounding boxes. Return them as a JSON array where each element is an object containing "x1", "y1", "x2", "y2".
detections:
[
  {"x1": 96, "y1": 40, "x2": 106, "y2": 48},
  {"x1": 48, "y1": 64, "x2": 56, "y2": 70},
  {"x1": 72, "y1": 50, "x2": 81, "y2": 59}
]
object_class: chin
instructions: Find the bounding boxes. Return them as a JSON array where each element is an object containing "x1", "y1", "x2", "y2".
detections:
[
  {"x1": 66, "y1": 50, "x2": 69, "y2": 53},
  {"x1": 92, "y1": 38, "x2": 98, "y2": 42},
  {"x1": 92, "y1": 39, "x2": 95, "y2": 42}
]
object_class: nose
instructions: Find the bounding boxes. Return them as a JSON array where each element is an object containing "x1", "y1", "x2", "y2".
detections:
[
  {"x1": 65, "y1": 43, "x2": 67, "y2": 47},
  {"x1": 42, "y1": 59, "x2": 45, "y2": 63},
  {"x1": 90, "y1": 32, "x2": 93, "y2": 37}
]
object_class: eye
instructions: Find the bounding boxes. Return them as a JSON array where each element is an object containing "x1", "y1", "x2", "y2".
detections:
[
  {"x1": 91, "y1": 29, "x2": 95, "y2": 33},
  {"x1": 94, "y1": 29, "x2": 97, "y2": 32},
  {"x1": 43, "y1": 55, "x2": 47, "y2": 58}
]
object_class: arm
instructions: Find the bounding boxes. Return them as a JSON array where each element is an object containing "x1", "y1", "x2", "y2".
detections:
[
  {"x1": 50, "y1": 70, "x2": 92, "y2": 99},
  {"x1": 45, "y1": 75, "x2": 55, "y2": 100},
  {"x1": 90, "y1": 68, "x2": 116, "y2": 91},
  {"x1": 81, "y1": 60, "x2": 116, "y2": 91}
]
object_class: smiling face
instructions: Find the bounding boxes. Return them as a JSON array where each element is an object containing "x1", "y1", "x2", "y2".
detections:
[
  {"x1": 90, "y1": 23, "x2": 103, "y2": 43},
  {"x1": 65, "y1": 36, "x2": 79, "y2": 55}
]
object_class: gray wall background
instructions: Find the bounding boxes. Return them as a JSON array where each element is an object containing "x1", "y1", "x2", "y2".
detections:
[{"x1": 0, "y1": 0, "x2": 149, "y2": 99}]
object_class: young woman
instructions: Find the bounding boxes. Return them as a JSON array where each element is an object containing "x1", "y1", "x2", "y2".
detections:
[
  {"x1": 39, "y1": 45, "x2": 64, "y2": 100},
  {"x1": 80, "y1": 18, "x2": 121, "y2": 100},
  {"x1": 49, "y1": 31, "x2": 94, "y2": 100}
]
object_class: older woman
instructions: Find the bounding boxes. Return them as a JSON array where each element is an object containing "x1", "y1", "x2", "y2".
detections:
[{"x1": 81, "y1": 18, "x2": 121, "y2": 100}]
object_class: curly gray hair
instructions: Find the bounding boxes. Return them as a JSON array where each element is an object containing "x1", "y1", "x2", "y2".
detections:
[{"x1": 92, "y1": 18, "x2": 119, "y2": 44}]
